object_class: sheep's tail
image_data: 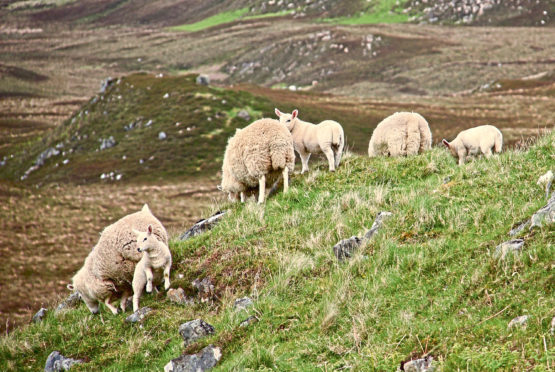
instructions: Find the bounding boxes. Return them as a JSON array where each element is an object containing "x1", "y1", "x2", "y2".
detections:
[
  {"x1": 494, "y1": 129, "x2": 503, "y2": 153},
  {"x1": 270, "y1": 146, "x2": 288, "y2": 171},
  {"x1": 405, "y1": 118, "x2": 421, "y2": 155}
]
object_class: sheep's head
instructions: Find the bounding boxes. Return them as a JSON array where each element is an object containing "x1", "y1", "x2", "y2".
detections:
[
  {"x1": 133, "y1": 225, "x2": 156, "y2": 253},
  {"x1": 442, "y1": 139, "x2": 458, "y2": 159},
  {"x1": 275, "y1": 108, "x2": 298, "y2": 131}
]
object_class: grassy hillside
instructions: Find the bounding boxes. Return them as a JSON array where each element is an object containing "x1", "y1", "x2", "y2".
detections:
[{"x1": 1, "y1": 132, "x2": 553, "y2": 370}]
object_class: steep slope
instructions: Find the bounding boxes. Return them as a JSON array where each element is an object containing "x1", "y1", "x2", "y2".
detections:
[{"x1": 1, "y1": 132, "x2": 552, "y2": 370}]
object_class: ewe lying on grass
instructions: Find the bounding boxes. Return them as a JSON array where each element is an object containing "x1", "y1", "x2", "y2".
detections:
[
  {"x1": 220, "y1": 118, "x2": 295, "y2": 204},
  {"x1": 442, "y1": 125, "x2": 502, "y2": 165},
  {"x1": 68, "y1": 204, "x2": 168, "y2": 314},
  {"x1": 368, "y1": 112, "x2": 432, "y2": 158},
  {"x1": 275, "y1": 108, "x2": 344, "y2": 173},
  {"x1": 132, "y1": 225, "x2": 172, "y2": 312}
]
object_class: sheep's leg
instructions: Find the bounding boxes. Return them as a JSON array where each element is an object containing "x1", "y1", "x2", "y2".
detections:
[
  {"x1": 258, "y1": 175, "x2": 266, "y2": 204},
  {"x1": 132, "y1": 275, "x2": 145, "y2": 313},
  {"x1": 104, "y1": 295, "x2": 119, "y2": 315},
  {"x1": 334, "y1": 145, "x2": 343, "y2": 168},
  {"x1": 299, "y1": 151, "x2": 311, "y2": 174},
  {"x1": 322, "y1": 146, "x2": 335, "y2": 172},
  {"x1": 163, "y1": 264, "x2": 171, "y2": 290},
  {"x1": 240, "y1": 192, "x2": 245, "y2": 203},
  {"x1": 457, "y1": 149, "x2": 467, "y2": 166},
  {"x1": 482, "y1": 146, "x2": 493, "y2": 158},
  {"x1": 82, "y1": 296, "x2": 100, "y2": 314},
  {"x1": 282, "y1": 167, "x2": 289, "y2": 194},
  {"x1": 145, "y1": 267, "x2": 154, "y2": 293},
  {"x1": 120, "y1": 290, "x2": 131, "y2": 312}
]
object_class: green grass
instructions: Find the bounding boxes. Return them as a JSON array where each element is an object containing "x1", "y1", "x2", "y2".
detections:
[
  {"x1": 1, "y1": 133, "x2": 553, "y2": 370},
  {"x1": 171, "y1": 8, "x2": 250, "y2": 32},
  {"x1": 323, "y1": 0, "x2": 410, "y2": 24}
]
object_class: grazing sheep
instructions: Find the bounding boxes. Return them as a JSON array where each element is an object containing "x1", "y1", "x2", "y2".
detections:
[
  {"x1": 68, "y1": 204, "x2": 168, "y2": 314},
  {"x1": 275, "y1": 108, "x2": 344, "y2": 173},
  {"x1": 368, "y1": 112, "x2": 432, "y2": 158},
  {"x1": 132, "y1": 225, "x2": 172, "y2": 312},
  {"x1": 442, "y1": 125, "x2": 502, "y2": 165},
  {"x1": 220, "y1": 118, "x2": 295, "y2": 204}
]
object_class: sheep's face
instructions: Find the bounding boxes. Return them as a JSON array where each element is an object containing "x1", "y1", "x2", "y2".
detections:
[
  {"x1": 133, "y1": 225, "x2": 156, "y2": 253},
  {"x1": 442, "y1": 139, "x2": 458, "y2": 159},
  {"x1": 275, "y1": 108, "x2": 298, "y2": 131}
]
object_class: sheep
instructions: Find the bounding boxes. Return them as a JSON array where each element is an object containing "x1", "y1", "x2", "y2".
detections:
[
  {"x1": 131, "y1": 224, "x2": 172, "y2": 312},
  {"x1": 442, "y1": 125, "x2": 503, "y2": 165},
  {"x1": 220, "y1": 118, "x2": 295, "y2": 204},
  {"x1": 68, "y1": 204, "x2": 168, "y2": 314},
  {"x1": 275, "y1": 108, "x2": 344, "y2": 173},
  {"x1": 368, "y1": 112, "x2": 432, "y2": 158}
]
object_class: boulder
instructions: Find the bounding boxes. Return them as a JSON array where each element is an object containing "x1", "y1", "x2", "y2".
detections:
[
  {"x1": 179, "y1": 211, "x2": 226, "y2": 241},
  {"x1": 164, "y1": 345, "x2": 221, "y2": 372},
  {"x1": 44, "y1": 351, "x2": 83, "y2": 372},
  {"x1": 178, "y1": 319, "x2": 215, "y2": 346}
]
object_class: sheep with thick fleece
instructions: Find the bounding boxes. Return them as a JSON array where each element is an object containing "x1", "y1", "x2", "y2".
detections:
[
  {"x1": 68, "y1": 204, "x2": 168, "y2": 314},
  {"x1": 442, "y1": 125, "x2": 502, "y2": 165},
  {"x1": 220, "y1": 118, "x2": 295, "y2": 204},
  {"x1": 368, "y1": 112, "x2": 432, "y2": 158},
  {"x1": 275, "y1": 108, "x2": 344, "y2": 173},
  {"x1": 132, "y1": 225, "x2": 172, "y2": 312}
]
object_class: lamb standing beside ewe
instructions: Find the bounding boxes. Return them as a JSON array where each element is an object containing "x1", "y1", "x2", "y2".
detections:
[
  {"x1": 220, "y1": 118, "x2": 295, "y2": 204},
  {"x1": 368, "y1": 112, "x2": 432, "y2": 158},
  {"x1": 68, "y1": 204, "x2": 168, "y2": 314},
  {"x1": 132, "y1": 225, "x2": 172, "y2": 312},
  {"x1": 275, "y1": 108, "x2": 344, "y2": 173},
  {"x1": 442, "y1": 125, "x2": 503, "y2": 165}
]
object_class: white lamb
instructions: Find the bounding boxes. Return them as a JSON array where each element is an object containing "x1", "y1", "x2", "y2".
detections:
[
  {"x1": 442, "y1": 125, "x2": 503, "y2": 165},
  {"x1": 132, "y1": 225, "x2": 172, "y2": 312},
  {"x1": 68, "y1": 204, "x2": 168, "y2": 314},
  {"x1": 368, "y1": 112, "x2": 432, "y2": 157},
  {"x1": 275, "y1": 108, "x2": 344, "y2": 173},
  {"x1": 220, "y1": 118, "x2": 295, "y2": 204}
]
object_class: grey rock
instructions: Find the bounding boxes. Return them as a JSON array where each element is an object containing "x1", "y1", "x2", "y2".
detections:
[
  {"x1": 239, "y1": 315, "x2": 259, "y2": 328},
  {"x1": 236, "y1": 110, "x2": 251, "y2": 121},
  {"x1": 32, "y1": 308, "x2": 48, "y2": 323},
  {"x1": 125, "y1": 307, "x2": 152, "y2": 323},
  {"x1": 233, "y1": 297, "x2": 253, "y2": 311},
  {"x1": 167, "y1": 288, "x2": 194, "y2": 305},
  {"x1": 191, "y1": 278, "x2": 215, "y2": 302},
  {"x1": 100, "y1": 77, "x2": 115, "y2": 94},
  {"x1": 55, "y1": 292, "x2": 81, "y2": 313},
  {"x1": 99, "y1": 136, "x2": 116, "y2": 151},
  {"x1": 401, "y1": 356, "x2": 434, "y2": 372},
  {"x1": 36, "y1": 147, "x2": 60, "y2": 167},
  {"x1": 178, "y1": 319, "x2": 215, "y2": 346},
  {"x1": 494, "y1": 239, "x2": 524, "y2": 260},
  {"x1": 509, "y1": 220, "x2": 530, "y2": 236},
  {"x1": 158, "y1": 131, "x2": 167, "y2": 140},
  {"x1": 164, "y1": 345, "x2": 221, "y2": 372},
  {"x1": 508, "y1": 315, "x2": 529, "y2": 329},
  {"x1": 333, "y1": 211, "x2": 392, "y2": 260},
  {"x1": 44, "y1": 351, "x2": 83, "y2": 372},
  {"x1": 179, "y1": 211, "x2": 226, "y2": 241},
  {"x1": 530, "y1": 192, "x2": 555, "y2": 229},
  {"x1": 196, "y1": 74, "x2": 210, "y2": 86}
]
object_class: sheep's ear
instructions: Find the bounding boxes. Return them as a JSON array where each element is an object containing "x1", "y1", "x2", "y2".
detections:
[
  {"x1": 147, "y1": 225, "x2": 153, "y2": 235},
  {"x1": 442, "y1": 139, "x2": 450, "y2": 148},
  {"x1": 292, "y1": 109, "x2": 298, "y2": 119},
  {"x1": 274, "y1": 108, "x2": 282, "y2": 117}
]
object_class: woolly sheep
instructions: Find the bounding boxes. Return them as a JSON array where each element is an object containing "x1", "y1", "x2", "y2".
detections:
[
  {"x1": 220, "y1": 118, "x2": 295, "y2": 204},
  {"x1": 442, "y1": 125, "x2": 502, "y2": 165},
  {"x1": 68, "y1": 204, "x2": 168, "y2": 314},
  {"x1": 132, "y1": 225, "x2": 172, "y2": 312},
  {"x1": 275, "y1": 108, "x2": 344, "y2": 173},
  {"x1": 368, "y1": 112, "x2": 432, "y2": 158}
]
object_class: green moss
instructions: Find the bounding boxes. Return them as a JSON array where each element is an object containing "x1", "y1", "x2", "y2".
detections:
[
  {"x1": 171, "y1": 8, "x2": 250, "y2": 32},
  {"x1": 322, "y1": 0, "x2": 410, "y2": 24}
]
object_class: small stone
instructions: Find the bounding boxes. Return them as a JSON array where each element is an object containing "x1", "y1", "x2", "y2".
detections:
[
  {"x1": 145, "y1": 119, "x2": 153, "y2": 127},
  {"x1": 164, "y1": 345, "x2": 221, "y2": 372},
  {"x1": 191, "y1": 278, "x2": 215, "y2": 302},
  {"x1": 125, "y1": 307, "x2": 152, "y2": 323},
  {"x1": 167, "y1": 288, "x2": 194, "y2": 305},
  {"x1": 158, "y1": 131, "x2": 167, "y2": 140},
  {"x1": 179, "y1": 211, "x2": 226, "y2": 241},
  {"x1": 99, "y1": 136, "x2": 116, "y2": 151},
  {"x1": 100, "y1": 77, "x2": 115, "y2": 93},
  {"x1": 55, "y1": 292, "x2": 81, "y2": 313},
  {"x1": 178, "y1": 319, "x2": 215, "y2": 346},
  {"x1": 494, "y1": 239, "x2": 524, "y2": 260},
  {"x1": 163, "y1": 93, "x2": 169, "y2": 99},
  {"x1": 236, "y1": 110, "x2": 251, "y2": 121},
  {"x1": 196, "y1": 74, "x2": 210, "y2": 86},
  {"x1": 401, "y1": 356, "x2": 434, "y2": 372},
  {"x1": 32, "y1": 308, "x2": 47, "y2": 323},
  {"x1": 240, "y1": 315, "x2": 259, "y2": 328},
  {"x1": 233, "y1": 297, "x2": 253, "y2": 311},
  {"x1": 508, "y1": 315, "x2": 529, "y2": 329},
  {"x1": 44, "y1": 351, "x2": 83, "y2": 372}
]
